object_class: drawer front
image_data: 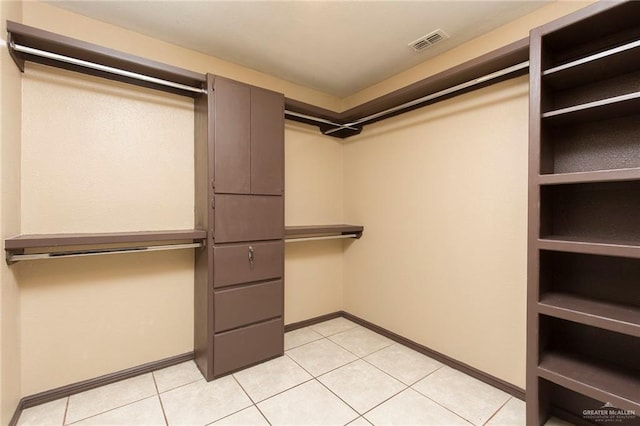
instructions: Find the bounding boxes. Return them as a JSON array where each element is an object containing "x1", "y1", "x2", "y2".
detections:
[
  {"x1": 214, "y1": 194, "x2": 283, "y2": 243},
  {"x1": 213, "y1": 318, "x2": 283, "y2": 376},
  {"x1": 214, "y1": 280, "x2": 283, "y2": 332},
  {"x1": 213, "y1": 241, "x2": 283, "y2": 288}
]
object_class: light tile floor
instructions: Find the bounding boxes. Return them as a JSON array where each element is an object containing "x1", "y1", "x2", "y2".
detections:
[{"x1": 17, "y1": 318, "x2": 569, "y2": 426}]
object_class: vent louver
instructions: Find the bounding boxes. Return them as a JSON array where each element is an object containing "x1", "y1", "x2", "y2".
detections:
[{"x1": 409, "y1": 29, "x2": 449, "y2": 52}]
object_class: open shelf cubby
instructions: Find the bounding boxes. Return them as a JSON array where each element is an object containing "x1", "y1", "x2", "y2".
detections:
[
  {"x1": 540, "y1": 113, "x2": 640, "y2": 175},
  {"x1": 538, "y1": 250, "x2": 640, "y2": 337},
  {"x1": 538, "y1": 316, "x2": 640, "y2": 414},
  {"x1": 540, "y1": 180, "x2": 640, "y2": 243}
]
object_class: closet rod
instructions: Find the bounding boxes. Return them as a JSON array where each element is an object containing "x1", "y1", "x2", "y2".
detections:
[
  {"x1": 7, "y1": 242, "x2": 202, "y2": 263},
  {"x1": 323, "y1": 60, "x2": 530, "y2": 135},
  {"x1": 10, "y1": 42, "x2": 208, "y2": 95},
  {"x1": 284, "y1": 110, "x2": 360, "y2": 131},
  {"x1": 285, "y1": 234, "x2": 360, "y2": 243}
]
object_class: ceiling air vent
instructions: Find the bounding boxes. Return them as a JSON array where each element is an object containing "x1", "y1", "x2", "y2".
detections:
[{"x1": 408, "y1": 29, "x2": 449, "y2": 52}]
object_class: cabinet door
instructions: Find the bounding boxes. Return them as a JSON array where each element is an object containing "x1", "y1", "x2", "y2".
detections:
[
  {"x1": 251, "y1": 87, "x2": 284, "y2": 195},
  {"x1": 214, "y1": 194, "x2": 284, "y2": 243},
  {"x1": 214, "y1": 77, "x2": 250, "y2": 194}
]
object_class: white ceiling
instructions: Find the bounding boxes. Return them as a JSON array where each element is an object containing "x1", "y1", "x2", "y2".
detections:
[{"x1": 47, "y1": 1, "x2": 550, "y2": 97}]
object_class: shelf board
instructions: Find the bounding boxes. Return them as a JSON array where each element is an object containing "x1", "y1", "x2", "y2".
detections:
[
  {"x1": 538, "y1": 351, "x2": 640, "y2": 413},
  {"x1": 4, "y1": 229, "x2": 207, "y2": 250},
  {"x1": 285, "y1": 224, "x2": 363, "y2": 240},
  {"x1": 538, "y1": 237, "x2": 640, "y2": 259},
  {"x1": 543, "y1": 39, "x2": 640, "y2": 89},
  {"x1": 539, "y1": 168, "x2": 640, "y2": 185},
  {"x1": 542, "y1": 92, "x2": 640, "y2": 125},
  {"x1": 539, "y1": 293, "x2": 640, "y2": 338},
  {"x1": 6, "y1": 21, "x2": 206, "y2": 97}
]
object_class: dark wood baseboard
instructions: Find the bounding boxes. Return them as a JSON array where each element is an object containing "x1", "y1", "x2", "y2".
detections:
[
  {"x1": 287, "y1": 310, "x2": 525, "y2": 401},
  {"x1": 9, "y1": 351, "x2": 194, "y2": 426},
  {"x1": 284, "y1": 311, "x2": 343, "y2": 332}
]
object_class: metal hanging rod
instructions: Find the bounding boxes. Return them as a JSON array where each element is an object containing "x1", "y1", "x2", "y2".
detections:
[
  {"x1": 10, "y1": 42, "x2": 208, "y2": 95},
  {"x1": 7, "y1": 242, "x2": 202, "y2": 263},
  {"x1": 285, "y1": 234, "x2": 360, "y2": 243},
  {"x1": 323, "y1": 61, "x2": 530, "y2": 135},
  {"x1": 284, "y1": 110, "x2": 360, "y2": 132}
]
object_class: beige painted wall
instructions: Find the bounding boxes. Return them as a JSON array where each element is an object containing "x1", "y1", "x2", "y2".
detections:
[
  {"x1": 19, "y1": 64, "x2": 196, "y2": 395},
  {"x1": 284, "y1": 122, "x2": 344, "y2": 324},
  {"x1": 1, "y1": 1, "x2": 23, "y2": 423},
  {"x1": 343, "y1": 76, "x2": 529, "y2": 388}
]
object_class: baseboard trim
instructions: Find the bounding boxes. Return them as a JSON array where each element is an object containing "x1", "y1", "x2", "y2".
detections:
[
  {"x1": 340, "y1": 311, "x2": 526, "y2": 400},
  {"x1": 286, "y1": 310, "x2": 525, "y2": 400},
  {"x1": 284, "y1": 311, "x2": 342, "y2": 332},
  {"x1": 9, "y1": 351, "x2": 194, "y2": 426}
]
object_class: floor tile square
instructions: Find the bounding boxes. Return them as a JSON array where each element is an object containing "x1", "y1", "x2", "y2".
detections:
[
  {"x1": 72, "y1": 396, "x2": 165, "y2": 425},
  {"x1": 328, "y1": 327, "x2": 393, "y2": 357},
  {"x1": 66, "y1": 373, "x2": 157, "y2": 424},
  {"x1": 284, "y1": 327, "x2": 323, "y2": 350},
  {"x1": 364, "y1": 388, "x2": 469, "y2": 425},
  {"x1": 153, "y1": 360, "x2": 203, "y2": 393},
  {"x1": 413, "y1": 366, "x2": 510, "y2": 425},
  {"x1": 257, "y1": 380, "x2": 358, "y2": 425},
  {"x1": 486, "y1": 397, "x2": 525, "y2": 426},
  {"x1": 17, "y1": 398, "x2": 67, "y2": 426},
  {"x1": 286, "y1": 339, "x2": 357, "y2": 377},
  {"x1": 160, "y1": 376, "x2": 252, "y2": 425},
  {"x1": 212, "y1": 406, "x2": 269, "y2": 425},
  {"x1": 310, "y1": 318, "x2": 359, "y2": 337},
  {"x1": 318, "y1": 359, "x2": 405, "y2": 414},
  {"x1": 364, "y1": 343, "x2": 443, "y2": 385},
  {"x1": 233, "y1": 355, "x2": 312, "y2": 402}
]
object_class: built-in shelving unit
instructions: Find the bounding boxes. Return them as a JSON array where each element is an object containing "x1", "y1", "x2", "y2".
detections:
[
  {"x1": 528, "y1": 1, "x2": 640, "y2": 424},
  {"x1": 284, "y1": 225, "x2": 364, "y2": 242}
]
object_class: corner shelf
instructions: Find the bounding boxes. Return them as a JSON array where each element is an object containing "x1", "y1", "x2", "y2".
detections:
[
  {"x1": 538, "y1": 351, "x2": 640, "y2": 413},
  {"x1": 284, "y1": 225, "x2": 364, "y2": 242},
  {"x1": 4, "y1": 229, "x2": 207, "y2": 263},
  {"x1": 539, "y1": 293, "x2": 640, "y2": 338}
]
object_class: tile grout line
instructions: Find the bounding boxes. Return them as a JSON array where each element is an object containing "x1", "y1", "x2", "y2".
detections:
[
  {"x1": 482, "y1": 396, "x2": 513, "y2": 426},
  {"x1": 409, "y1": 378, "x2": 480, "y2": 426},
  {"x1": 62, "y1": 397, "x2": 70, "y2": 426},
  {"x1": 228, "y1": 373, "x2": 274, "y2": 426},
  {"x1": 151, "y1": 372, "x2": 169, "y2": 426},
  {"x1": 63, "y1": 394, "x2": 159, "y2": 425}
]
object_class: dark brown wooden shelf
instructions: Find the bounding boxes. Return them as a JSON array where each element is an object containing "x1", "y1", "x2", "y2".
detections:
[
  {"x1": 542, "y1": 92, "x2": 640, "y2": 125},
  {"x1": 285, "y1": 225, "x2": 363, "y2": 240},
  {"x1": 543, "y1": 39, "x2": 640, "y2": 89},
  {"x1": 539, "y1": 293, "x2": 640, "y2": 338},
  {"x1": 5, "y1": 229, "x2": 207, "y2": 250},
  {"x1": 538, "y1": 351, "x2": 640, "y2": 413},
  {"x1": 6, "y1": 21, "x2": 206, "y2": 97},
  {"x1": 538, "y1": 237, "x2": 640, "y2": 259},
  {"x1": 539, "y1": 168, "x2": 640, "y2": 185}
]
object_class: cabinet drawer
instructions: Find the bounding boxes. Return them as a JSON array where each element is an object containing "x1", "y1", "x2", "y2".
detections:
[
  {"x1": 214, "y1": 194, "x2": 283, "y2": 243},
  {"x1": 214, "y1": 280, "x2": 283, "y2": 332},
  {"x1": 213, "y1": 241, "x2": 283, "y2": 288},
  {"x1": 213, "y1": 318, "x2": 283, "y2": 376}
]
